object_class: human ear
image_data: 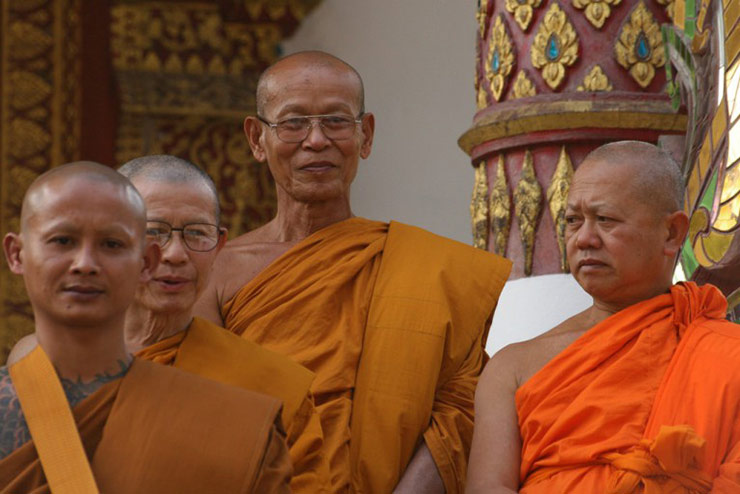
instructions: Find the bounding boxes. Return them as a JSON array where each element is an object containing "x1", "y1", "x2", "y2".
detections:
[
  {"x1": 214, "y1": 227, "x2": 228, "y2": 254},
  {"x1": 664, "y1": 211, "x2": 690, "y2": 257},
  {"x1": 3, "y1": 233, "x2": 24, "y2": 275},
  {"x1": 359, "y1": 112, "x2": 375, "y2": 159},
  {"x1": 139, "y1": 241, "x2": 161, "y2": 283},
  {"x1": 244, "y1": 116, "x2": 267, "y2": 162}
]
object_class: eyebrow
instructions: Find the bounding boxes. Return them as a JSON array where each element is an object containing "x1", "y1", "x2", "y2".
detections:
[{"x1": 275, "y1": 103, "x2": 354, "y2": 118}]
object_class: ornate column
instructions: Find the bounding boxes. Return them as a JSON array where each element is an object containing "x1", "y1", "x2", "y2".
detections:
[{"x1": 463, "y1": 0, "x2": 687, "y2": 278}]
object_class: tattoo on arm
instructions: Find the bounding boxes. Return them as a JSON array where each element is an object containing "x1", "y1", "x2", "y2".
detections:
[{"x1": 0, "y1": 359, "x2": 131, "y2": 460}]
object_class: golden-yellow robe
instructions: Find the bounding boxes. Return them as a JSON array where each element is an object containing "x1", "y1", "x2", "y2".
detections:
[
  {"x1": 222, "y1": 218, "x2": 511, "y2": 493},
  {"x1": 517, "y1": 282, "x2": 740, "y2": 493},
  {"x1": 136, "y1": 316, "x2": 330, "y2": 493},
  {"x1": 0, "y1": 358, "x2": 291, "y2": 493}
]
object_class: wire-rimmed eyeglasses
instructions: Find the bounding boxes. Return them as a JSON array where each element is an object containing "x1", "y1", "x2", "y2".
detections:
[
  {"x1": 257, "y1": 113, "x2": 363, "y2": 143},
  {"x1": 146, "y1": 221, "x2": 222, "y2": 252}
]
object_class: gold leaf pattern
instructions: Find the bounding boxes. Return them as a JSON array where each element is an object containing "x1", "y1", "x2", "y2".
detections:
[
  {"x1": 655, "y1": 0, "x2": 675, "y2": 20},
  {"x1": 505, "y1": 0, "x2": 543, "y2": 30},
  {"x1": 614, "y1": 1, "x2": 665, "y2": 88},
  {"x1": 572, "y1": 0, "x2": 622, "y2": 29},
  {"x1": 514, "y1": 151, "x2": 543, "y2": 276},
  {"x1": 485, "y1": 15, "x2": 516, "y2": 101},
  {"x1": 489, "y1": 155, "x2": 511, "y2": 256},
  {"x1": 577, "y1": 64, "x2": 614, "y2": 91},
  {"x1": 546, "y1": 147, "x2": 574, "y2": 272},
  {"x1": 531, "y1": 3, "x2": 580, "y2": 90},
  {"x1": 512, "y1": 70, "x2": 537, "y2": 98},
  {"x1": 477, "y1": 0, "x2": 489, "y2": 36},
  {"x1": 471, "y1": 161, "x2": 490, "y2": 250}
]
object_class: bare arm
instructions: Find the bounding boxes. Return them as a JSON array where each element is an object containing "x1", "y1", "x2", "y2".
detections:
[
  {"x1": 193, "y1": 264, "x2": 226, "y2": 326},
  {"x1": 393, "y1": 440, "x2": 445, "y2": 493},
  {"x1": 466, "y1": 345, "x2": 522, "y2": 494}
]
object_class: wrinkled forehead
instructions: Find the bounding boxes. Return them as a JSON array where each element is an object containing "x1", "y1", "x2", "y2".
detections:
[
  {"x1": 262, "y1": 64, "x2": 362, "y2": 114},
  {"x1": 567, "y1": 160, "x2": 642, "y2": 210},
  {"x1": 132, "y1": 177, "x2": 219, "y2": 222}
]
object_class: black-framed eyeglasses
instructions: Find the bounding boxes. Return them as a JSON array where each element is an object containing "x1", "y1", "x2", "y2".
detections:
[
  {"x1": 257, "y1": 113, "x2": 364, "y2": 143},
  {"x1": 146, "y1": 221, "x2": 222, "y2": 252}
]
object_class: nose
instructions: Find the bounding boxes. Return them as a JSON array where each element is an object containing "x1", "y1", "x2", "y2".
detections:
[
  {"x1": 301, "y1": 119, "x2": 331, "y2": 150},
  {"x1": 161, "y1": 232, "x2": 189, "y2": 265},
  {"x1": 70, "y1": 242, "x2": 100, "y2": 275},
  {"x1": 574, "y1": 219, "x2": 602, "y2": 250}
]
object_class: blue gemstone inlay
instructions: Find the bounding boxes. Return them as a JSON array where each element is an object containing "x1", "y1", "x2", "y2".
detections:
[
  {"x1": 635, "y1": 33, "x2": 650, "y2": 60},
  {"x1": 546, "y1": 35, "x2": 560, "y2": 61},
  {"x1": 492, "y1": 50, "x2": 501, "y2": 73}
]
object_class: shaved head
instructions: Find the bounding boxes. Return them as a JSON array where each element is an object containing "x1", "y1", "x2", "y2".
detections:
[
  {"x1": 256, "y1": 50, "x2": 365, "y2": 117},
  {"x1": 21, "y1": 161, "x2": 146, "y2": 232},
  {"x1": 118, "y1": 155, "x2": 220, "y2": 222},
  {"x1": 578, "y1": 141, "x2": 684, "y2": 216}
]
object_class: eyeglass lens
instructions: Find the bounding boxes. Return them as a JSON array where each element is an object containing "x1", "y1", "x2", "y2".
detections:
[
  {"x1": 146, "y1": 222, "x2": 219, "y2": 252},
  {"x1": 276, "y1": 115, "x2": 358, "y2": 142}
]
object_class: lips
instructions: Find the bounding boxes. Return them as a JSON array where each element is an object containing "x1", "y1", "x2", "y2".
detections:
[
  {"x1": 577, "y1": 258, "x2": 607, "y2": 270},
  {"x1": 154, "y1": 275, "x2": 192, "y2": 292},
  {"x1": 298, "y1": 161, "x2": 337, "y2": 172},
  {"x1": 62, "y1": 285, "x2": 104, "y2": 298}
]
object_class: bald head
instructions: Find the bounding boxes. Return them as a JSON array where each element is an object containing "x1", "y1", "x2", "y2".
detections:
[
  {"x1": 256, "y1": 50, "x2": 365, "y2": 117},
  {"x1": 118, "y1": 155, "x2": 220, "y2": 222},
  {"x1": 578, "y1": 141, "x2": 684, "y2": 216},
  {"x1": 21, "y1": 161, "x2": 146, "y2": 231}
]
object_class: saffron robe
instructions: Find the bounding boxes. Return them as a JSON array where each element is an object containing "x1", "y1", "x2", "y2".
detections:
[
  {"x1": 0, "y1": 358, "x2": 292, "y2": 493},
  {"x1": 136, "y1": 316, "x2": 330, "y2": 493},
  {"x1": 517, "y1": 282, "x2": 740, "y2": 493},
  {"x1": 222, "y1": 217, "x2": 512, "y2": 493}
]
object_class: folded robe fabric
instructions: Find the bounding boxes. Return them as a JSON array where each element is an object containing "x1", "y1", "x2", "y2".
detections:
[
  {"x1": 517, "y1": 282, "x2": 740, "y2": 493},
  {"x1": 0, "y1": 358, "x2": 292, "y2": 493},
  {"x1": 223, "y1": 217, "x2": 511, "y2": 493},
  {"x1": 136, "y1": 316, "x2": 331, "y2": 493}
]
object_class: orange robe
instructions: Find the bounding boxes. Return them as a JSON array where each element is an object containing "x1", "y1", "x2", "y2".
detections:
[
  {"x1": 517, "y1": 282, "x2": 740, "y2": 493},
  {"x1": 0, "y1": 358, "x2": 291, "y2": 493},
  {"x1": 136, "y1": 316, "x2": 330, "y2": 493},
  {"x1": 222, "y1": 217, "x2": 511, "y2": 493}
]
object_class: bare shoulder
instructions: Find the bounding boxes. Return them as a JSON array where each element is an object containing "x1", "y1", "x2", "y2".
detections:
[{"x1": 0, "y1": 366, "x2": 30, "y2": 460}]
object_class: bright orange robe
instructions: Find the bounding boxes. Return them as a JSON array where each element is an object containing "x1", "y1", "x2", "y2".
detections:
[
  {"x1": 517, "y1": 282, "x2": 740, "y2": 493},
  {"x1": 0, "y1": 358, "x2": 291, "y2": 493},
  {"x1": 136, "y1": 317, "x2": 330, "y2": 493},
  {"x1": 222, "y1": 217, "x2": 511, "y2": 493}
]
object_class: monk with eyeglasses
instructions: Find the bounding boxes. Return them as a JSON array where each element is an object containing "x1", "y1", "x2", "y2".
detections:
[{"x1": 195, "y1": 50, "x2": 512, "y2": 493}]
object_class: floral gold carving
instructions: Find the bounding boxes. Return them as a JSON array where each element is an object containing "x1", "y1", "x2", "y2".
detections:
[
  {"x1": 514, "y1": 151, "x2": 543, "y2": 276},
  {"x1": 512, "y1": 70, "x2": 537, "y2": 98},
  {"x1": 572, "y1": 0, "x2": 621, "y2": 29},
  {"x1": 477, "y1": 84, "x2": 489, "y2": 109},
  {"x1": 471, "y1": 161, "x2": 490, "y2": 250},
  {"x1": 485, "y1": 16, "x2": 516, "y2": 102},
  {"x1": 489, "y1": 155, "x2": 511, "y2": 256},
  {"x1": 477, "y1": 0, "x2": 488, "y2": 36},
  {"x1": 655, "y1": 0, "x2": 675, "y2": 20},
  {"x1": 546, "y1": 147, "x2": 574, "y2": 272},
  {"x1": 531, "y1": 3, "x2": 579, "y2": 90},
  {"x1": 505, "y1": 0, "x2": 543, "y2": 31},
  {"x1": 577, "y1": 65, "x2": 614, "y2": 91},
  {"x1": 615, "y1": 1, "x2": 665, "y2": 88}
]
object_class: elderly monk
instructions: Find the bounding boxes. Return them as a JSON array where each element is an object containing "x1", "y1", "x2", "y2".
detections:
[
  {"x1": 0, "y1": 162, "x2": 291, "y2": 493},
  {"x1": 117, "y1": 154, "x2": 330, "y2": 493},
  {"x1": 195, "y1": 50, "x2": 512, "y2": 494},
  {"x1": 467, "y1": 141, "x2": 740, "y2": 494}
]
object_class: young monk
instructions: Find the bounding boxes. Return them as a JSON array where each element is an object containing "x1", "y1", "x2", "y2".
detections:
[
  {"x1": 467, "y1": 141, "x2": 740, "y2": 493},
  {"x1": 0, "y1": 162, "x2": 291, "y2": 493}
]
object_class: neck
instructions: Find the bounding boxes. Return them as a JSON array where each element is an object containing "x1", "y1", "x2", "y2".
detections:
[
  {"x1": 124, "y1": 303, "x2": 192, "y2": 354},
  {"x1": 590, "y1": 281, "x2": 673, "y2": 320},
  {"x1": 34, "y1": 316, "x2": 132, "y2": 383},
  {"x1": 270, "y1": 191, "x2": 353, "y2": 242}
]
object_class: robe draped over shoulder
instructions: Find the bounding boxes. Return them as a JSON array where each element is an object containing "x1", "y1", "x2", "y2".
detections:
[
  {"x1": 136, "y1": 317, "x2": 330, "y2": 493},
  {"x1": 517, "y1": 282, "x2": 740, "y2": 494},
  {"x1": 223, "y1": 217, "x2": 511, "y2": 493}
]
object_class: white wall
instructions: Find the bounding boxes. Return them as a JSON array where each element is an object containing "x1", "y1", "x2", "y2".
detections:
[{"x1": 283, "y1": 0, "x2": 477, "y2": 244}]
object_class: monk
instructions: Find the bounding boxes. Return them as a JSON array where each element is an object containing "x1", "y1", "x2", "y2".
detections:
[
  {"x1": 195, "y1": 50, "x2": 513, "y2": 493},
  {"x1": 118, "y1": 154, "x2": 330, "y2": 493},
  {"x1": 467, "y1": 141, "x2": 740, "y2": 494},
  {"x1": 0, "y1": 162, "x2": 291, "y2": 493}
]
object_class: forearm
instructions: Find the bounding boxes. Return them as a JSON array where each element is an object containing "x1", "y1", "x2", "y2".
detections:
[{"x1": 393, "y1": 440, "x2": 445, "y2": 494}]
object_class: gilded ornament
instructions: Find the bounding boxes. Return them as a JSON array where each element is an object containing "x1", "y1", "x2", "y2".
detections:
[
  {"x1": 572, "y1": 0, "x2": 621, "y2": 29},
  {"x1": 512, "y1": 70, "x2": 537, "y2": 98},
  {"x1": 614, "y1": 1, "x2": 665, "y2": 88},
  {"x1": 546, "y1": 147, "x2": 574, "y2": 272},
  {"x1": 477, "y1": 0, "x2": 489, "y2": 35},
  {"x1": 485, "y1": 16, "x2": 516, "y2": 101},
  {"x1": 471, "y1": 161, "x2": 490, "y2": 250},
  {"x1": 514, "y1": 151, "x2": 542, "y2": 276},
  {"x1": 531, "y1": 3, "x2": 579, "y2": 90},
  {"x1": 655, "y1": 0, "x2": 675, "y2": 20},
  {"x1": 477, "y1": 85, "x2": 489, "y2": 109},
  {"x1": 505, "y1": 0, "x2": 543, "y2": 31},
  {"x1": 577, "y1": 65, "x2": 614, "y2": 91},
  {"x1": 489, "y1": 155, "x2": 511, "y2": 256}
]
